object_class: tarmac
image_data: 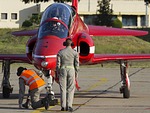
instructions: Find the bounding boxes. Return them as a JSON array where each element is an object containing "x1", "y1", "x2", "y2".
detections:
[{"x1": 0, "y1": 64, "x2": 150, "y2": 113}]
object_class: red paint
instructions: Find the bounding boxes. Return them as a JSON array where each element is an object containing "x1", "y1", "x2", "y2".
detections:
[{"x1": 10, "y1": 0, "x2": 150, "y2": 73}]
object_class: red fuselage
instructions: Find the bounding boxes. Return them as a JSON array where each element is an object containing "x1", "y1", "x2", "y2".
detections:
[{"x1": 29, "y1": 3, "x2": 94, "y2": 71}]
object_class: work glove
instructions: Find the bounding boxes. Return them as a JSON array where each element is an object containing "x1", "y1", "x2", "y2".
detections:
[
  {"x1": 19, "y1": 104, "x2": 23, "y2": 109},
  {"x1": 55, "y1": 71, "x2": 59, "y2": 83}
]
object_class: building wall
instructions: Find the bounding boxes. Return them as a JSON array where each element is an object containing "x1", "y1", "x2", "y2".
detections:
[
  {"x1": 111, "y1": 0, "x2": 148, "y2": 28},
  {"x1": 0, "y1": 0, "x2": 54, "y2": 28},
  {"x1": 112, "y1": 0, "x2": 146, "y2": 15},
  {"x1": 0, "y1": 0, "x2": 149, "y2": 28},
  {"x1": 79, "y1": 0, "x2": 149, "y2": 28}
]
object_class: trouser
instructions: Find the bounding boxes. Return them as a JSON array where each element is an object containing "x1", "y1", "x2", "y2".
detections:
[
  {"x1": 59, "y1": 68, "x2": 75, "y2": 109},
  {"x1": 29, "y1": 85, "x2": 45, "y2": 109}
]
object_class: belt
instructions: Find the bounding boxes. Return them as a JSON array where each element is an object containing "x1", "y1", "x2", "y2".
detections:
[{"x1": 61, "y1": 66, "x2": 74, "y2": 69}]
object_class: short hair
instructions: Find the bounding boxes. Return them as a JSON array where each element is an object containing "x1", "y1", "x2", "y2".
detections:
[
  {"x1": 66, "y1": 38, "x2": 72, "y2": 46},
  {"x1": 63, "y1": 38, "x2": 73, "y2": 46}
]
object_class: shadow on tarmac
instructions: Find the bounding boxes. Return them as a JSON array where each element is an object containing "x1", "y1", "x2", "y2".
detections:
[
  {"x1": 0, "y1": 89, "x2": 122, "y2": 99},
  {"x1": 0, "y1": 106, "x2": 33, "y2": 110},
  {"x1": 74, "y1": 90, "x2": 123, "y2": 99}
]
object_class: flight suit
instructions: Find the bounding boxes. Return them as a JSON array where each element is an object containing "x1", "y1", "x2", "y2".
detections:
[
  {"x1": 57, "y1": 46, "x2": 79, "y2": 110},
  {"x1": 18, "y1": 69, "x2": 46, "y2": 109}
]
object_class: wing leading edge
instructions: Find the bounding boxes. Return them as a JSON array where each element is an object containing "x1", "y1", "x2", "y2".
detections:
[
  {"x1": 0, "y1": 54, "x2": 31, "y2": 64},
  {"x1": 12, "y1": 29, "x2": 38, "y2": 36},
  {"x1": 88, "y1": 25, "x2": 148, "y2": 36},
  {"x1": 91, "y1": 54, "x2": 150, "y2": 64}
]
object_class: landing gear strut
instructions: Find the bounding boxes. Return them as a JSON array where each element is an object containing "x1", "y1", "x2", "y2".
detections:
[
  {"x1": 2, "y1": 60, "x2": 13, "y2": 98},
  {"x1": 119, "y1": 60, "x2": 130, "y2": 98},
  {"x1": 44, "y1": 70, "x2": 58, "y2": 106}
]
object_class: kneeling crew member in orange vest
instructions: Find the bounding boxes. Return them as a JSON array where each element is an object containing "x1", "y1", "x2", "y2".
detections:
[{"x1": 17, "y1": 67, "x2": 49, "y2": 109}]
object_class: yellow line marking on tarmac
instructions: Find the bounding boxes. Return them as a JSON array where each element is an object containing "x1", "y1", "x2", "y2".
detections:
[
  {"x1": 84, "y1": 78, "x2": 108, "y2": 92},
  {"x1": 31, "y1": 78, "x2": 107, "y2": 113},
  {"x1": 31, "y1": 102, "x2": 60, "y2": 113},
  {"x1": 31, "y1": 106, "x2": 54, "y2": 113}
]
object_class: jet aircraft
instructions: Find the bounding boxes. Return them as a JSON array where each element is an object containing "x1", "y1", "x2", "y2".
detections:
[{"x1": 1, "y1": 0, "x2": 150, "y2": 99}]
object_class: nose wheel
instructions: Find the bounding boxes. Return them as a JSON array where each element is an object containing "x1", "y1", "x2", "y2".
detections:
[{"x1": 119, "y1": 60, "x2": 130, "y2": 98}]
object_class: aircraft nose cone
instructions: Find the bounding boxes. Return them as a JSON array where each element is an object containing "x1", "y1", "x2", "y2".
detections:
[
  {"x1": 33, "y1": 35, "x2": 66, "y2": 69},
  {"x1": 34, "y1": 35, "x2": 65, "y2": 55}
]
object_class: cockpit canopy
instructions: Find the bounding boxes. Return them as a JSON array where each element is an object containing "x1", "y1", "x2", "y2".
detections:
[{"x1": 38, "y1": 3, "x2": 76, "y2": 39}]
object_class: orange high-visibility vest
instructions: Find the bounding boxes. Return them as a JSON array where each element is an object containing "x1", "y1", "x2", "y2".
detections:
[{"x1": 20, "y1": 69, "x2": 45, "y2": 90}]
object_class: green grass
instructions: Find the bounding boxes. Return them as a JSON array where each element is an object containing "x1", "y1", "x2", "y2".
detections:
[
  {"x1": 1, "y1": 28, "x2": 150, "y2": 54},
  {"x1": 0, "y1": 28, "x2": 29, "y2": 54},
  {"x1": 1, "y1": 28, "x2": 150, "y2": 67},
  {"x1": 93, "y1": 36, "x2": 150, "y2": 54}
]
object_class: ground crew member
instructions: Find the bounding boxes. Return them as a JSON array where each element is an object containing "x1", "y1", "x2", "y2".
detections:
[
  {"x1": 56, "y1": 38, "x2": 79, "y2": 112},
  {"x1": 16, "y1": 67, "x2": 49, "y2": 110}
]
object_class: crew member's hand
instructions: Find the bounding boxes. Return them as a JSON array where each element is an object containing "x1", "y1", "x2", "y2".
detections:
[{"x1": 75, "y1": 72, "x2": 78, "y2": 79}]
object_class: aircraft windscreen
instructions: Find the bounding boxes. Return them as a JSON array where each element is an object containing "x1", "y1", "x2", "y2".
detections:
[
  {"x1": 38, "y1": 3, "x2": 75, "y2": 39},
  {"x1": 40, "y1": 3, "x2": 73, "y2": 27},
  {"x1": 38, "y1": 19, "x2": 68, "y2": 38}
]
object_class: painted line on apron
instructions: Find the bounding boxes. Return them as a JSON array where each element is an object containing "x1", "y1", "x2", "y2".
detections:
[
  {"x1": 31, "y1": 105, "x2": 57, "y2": 113},
  {"x1": 84, "y1": 78, "x2": 108, "y2": 92},
  {"x1": 30, "y1": 101, "x2": 61, "y2": 113},
  {"x1": 31, "y1": 78, "x2": 107, "y2": 113}
]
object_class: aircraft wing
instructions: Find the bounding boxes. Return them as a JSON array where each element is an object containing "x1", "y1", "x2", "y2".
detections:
[
  {"x1": 88, "y1": 25, "x2": 148, "y2": 36},
  {"x1": 91, "y1": 54, "x2": 150, "y2": 64},
  {"x1": 0, "y1": 54, "x2": 31, "y2": 64},
  {"x1": 12, "y1": 29, "x2": 38, "y2": 36},
  {"x1": 12, "y1": 26, "x2": 148, "y2": 37}
]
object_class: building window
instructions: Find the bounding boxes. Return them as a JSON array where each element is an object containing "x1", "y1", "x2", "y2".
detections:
[
  {"x1": 32, "y1": 13, "x2": 38, "y2": 16},
  {"x1": 122, "y1": 15, "x2": 137, "y2": 26},
  {"x1": 141, "y1": 15, "x2": 146, "y2": 26},
  {"x1": 11, "y1": 13, "x2": 17, "y2": 20},
  {"x1": 84, "y1": 15, "x2": 97, "y2": 25},
  {"x1": 1, "y1": 13, "x2": 7, "y2": 20}
]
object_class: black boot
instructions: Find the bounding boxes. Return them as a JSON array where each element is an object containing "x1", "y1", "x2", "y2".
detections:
[
  {"x1": 67, "y1": 107, "x2": 73, "y2": 112},
  {"x1": 22, "y1": 99, "x2": 30, "y2": 109},
  {"x1": 47, "y1": 94, "x2": 58, "y2": 106},
  {"x1": 42, "y1": 97, "x2": 50, "y2": 110}
]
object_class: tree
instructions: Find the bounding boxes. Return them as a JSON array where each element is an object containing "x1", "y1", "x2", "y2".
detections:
[
  {"x1": 22, "y1": 0, "x2": 72, "y2": 3},
  {"x1": 144, "y1": 0, "x2": 150, "y2": 4},
  {"x1": 22, "y1": 20, "x2": 33, "y2": 27},
  {"x1": 22, "y1": 13, "x2": 41, "y2": 27},
  {"x1": 95, "y1": 0, "x2": 113, "y2": 26},
  {"x1": 112, "y1": 18, "x2": 122, "y2": 28}
]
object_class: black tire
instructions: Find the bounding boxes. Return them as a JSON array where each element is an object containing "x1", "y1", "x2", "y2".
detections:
[
  {"x1": 3, "y1": 87, "x2": 10, "y2": 98},
  {"x1": 44, "y1": 99, "x2": 50, "y2": 110},
  {"x1": 123, "y1": 86, "x2": 130, "y2": 98}
]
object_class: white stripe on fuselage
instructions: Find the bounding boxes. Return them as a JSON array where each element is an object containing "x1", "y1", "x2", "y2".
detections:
[
  {"x1": 33, "y1": 46, "x2": 95, "y2": 58},
  {"x1": 74, "y1": 46, "x2": 95, "y2": 54},
  {"x1": 90, "y1": 46, "x2": 95, "y2": 54},
  {"x1": 33, "y1": 54, "x2": 57, "y2": 58}
]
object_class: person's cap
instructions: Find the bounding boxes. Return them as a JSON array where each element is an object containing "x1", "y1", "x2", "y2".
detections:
[{"x1": 17, "y1": 67, "x2": 27, "y2": 76}]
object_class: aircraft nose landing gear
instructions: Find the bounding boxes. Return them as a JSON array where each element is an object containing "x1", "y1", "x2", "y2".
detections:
[
  {"x1": 44, "y1": 70, "x2": 58, "y2": 106},
  {"x1": 2, "y1": 60, "x2": 13, "y2": 98},
  {"x1": 119, "y1": 60, "x2": 130, "y2": 98},
  {"x1": 45, "y1": 85, "x2": 58, "y2": 106},
  {"x1": 2, "y1": 84, "x2": 13, "y2": 98}
]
